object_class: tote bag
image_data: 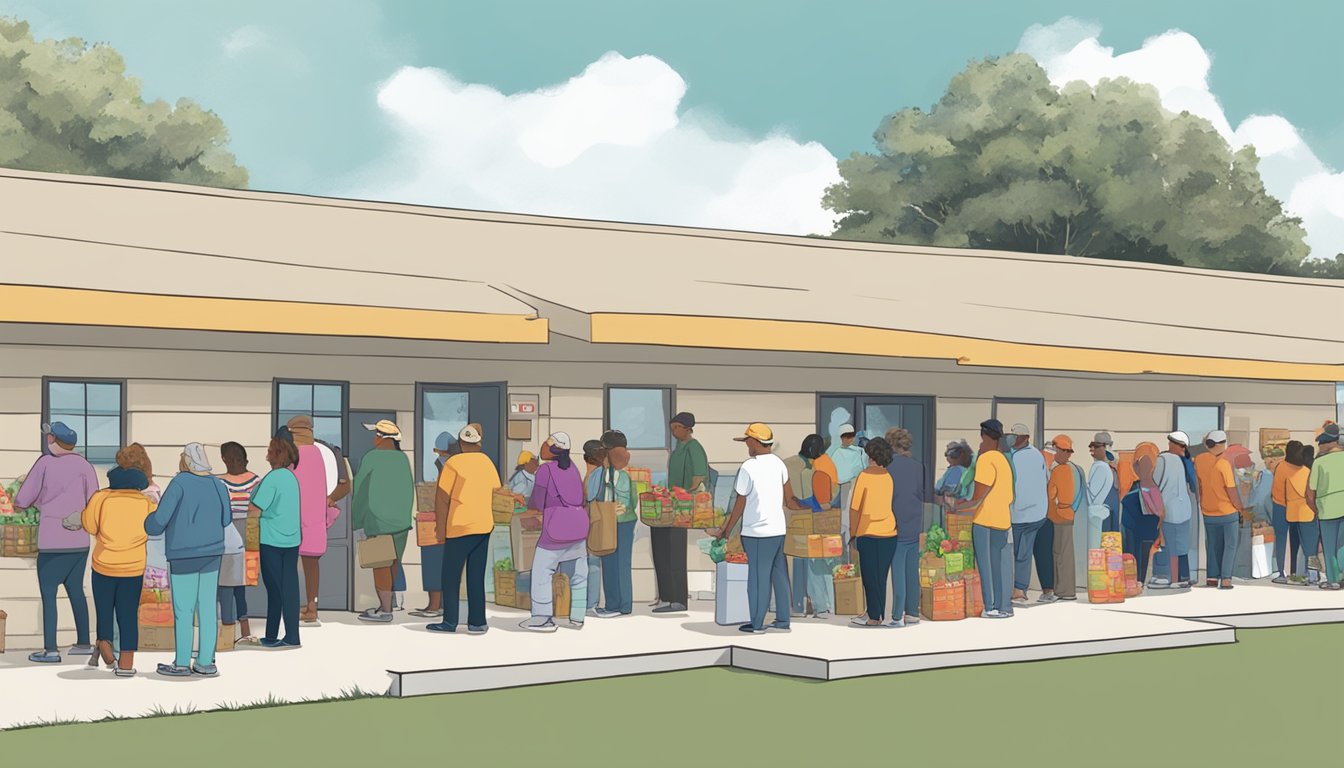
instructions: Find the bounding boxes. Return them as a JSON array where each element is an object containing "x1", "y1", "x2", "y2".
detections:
[
  {"x1": 588, "y1": 469, "x2": 619, "y2": 557},
  {"x1": 358, "y1": 534, "x2": 396, "y2": 569}
]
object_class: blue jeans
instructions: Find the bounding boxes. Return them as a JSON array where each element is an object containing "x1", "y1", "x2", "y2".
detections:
[
  {"x1": 169, "y1": 561, "x2": 220, "y2": 668},
  {"x1": 890, "y1": 540, "x2": 921, "y2": 621},
  {"x1": 742, "y1": 535, "x2": 790, "y2": 630},
  {"x1": 1011, "y1": 519, "x2": 1047, "y2": 591},
  {"x1": 1204, "y1": 515, "x2": 1239, "y2": 581},
  {"x1": 854, "y1": 536, "x2": 897, "y2": 621},
  {"x1": 1288, "y1": 519, "x2": 1321, "y2": 577},
  {"x1": 599, "y1": 520, "x2": 636, "y2": 614},
  {"x1": 1271, "y1": 503, "x2": 1289, "y2": 575},
  {"x1": 421, "y1": 542, "x2": 446, "y2": 592},
  {"x1": 393, "y1": 562, "x2": 407, "y2": 592},
  {"x1": 973, "y1": 524, "x2": 1011, "y2": 613},
  {"x1": 36, "y1": 551, "x2": 91, "y2": 652},
  {"x1": 1321, "y1": 518, "x2": 1344, "y2": 584},
  {"x1": 218, "y1": 585, "x2": 248, "y2": 625},
  {"x1": 442, "y1": 533, "x2": 490, "y2": 628},
  {"x1": 260, "y1": 544, "x2": 301, "y2": 645},
  {"x1": 92, "y1": 571, "x2": 140, "y2": 652},
  {"x1": 791, "y1": 557, "x2": 837, "y2": 614}
]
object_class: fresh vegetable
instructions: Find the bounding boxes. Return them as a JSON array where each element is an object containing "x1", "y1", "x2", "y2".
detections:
[{"x1": 495, "y1": 557, "x2": 513, "y2": 572}]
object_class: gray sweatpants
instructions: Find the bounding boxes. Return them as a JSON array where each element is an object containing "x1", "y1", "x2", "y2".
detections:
[{"x1": 530, "y1": 540, "x2": 588, "y2": 620}]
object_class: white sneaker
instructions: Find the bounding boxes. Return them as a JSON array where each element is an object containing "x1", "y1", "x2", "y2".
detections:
[
  {"x1": 593, "y1": 609, "x2": 623, "y2": 618},
  {"x1": 813, "y1": 611, "x2": 834, "y2": 620},
  {"x1": 565, "y1": 620, "x2": 585, "y2": 630},
  {"x1": 520, "y1": 618, "x2": 557, "y2": 633}
]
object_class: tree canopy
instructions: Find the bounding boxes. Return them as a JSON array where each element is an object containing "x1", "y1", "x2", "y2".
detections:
[
  {"x1": 0, "y1": 18, "x2": 246, "y2": 187},
  {"x1": 824, "y1": 54, "x2": 1309, "y2": 274}
]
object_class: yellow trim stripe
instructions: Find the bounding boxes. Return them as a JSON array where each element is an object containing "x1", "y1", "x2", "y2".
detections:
[
  {"x1": 0, "y1": 285, "x2": 548, "y2": 344},
  {"x1": 590, "y1": 313, "x2": 1342, "y2": 382}
]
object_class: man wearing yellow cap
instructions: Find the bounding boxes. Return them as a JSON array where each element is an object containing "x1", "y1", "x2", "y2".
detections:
[{"x1": 509, "y1": 450, "x2": 539, "y2": 499}]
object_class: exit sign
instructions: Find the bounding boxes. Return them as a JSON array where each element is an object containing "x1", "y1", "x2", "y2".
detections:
[{"x1": 511, "y1": 402, "x2": 536, "y2": 414}]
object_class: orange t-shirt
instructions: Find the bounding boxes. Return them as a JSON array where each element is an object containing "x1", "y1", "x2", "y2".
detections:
[
  {"x1": 1195, "y1": 452, "x2": 1238, "y2": 517},
  {"x1": 1046, "y1": 463, "x2": 1077, "y2": 524},
  {"x1": 812, "y1": 454, "x2": 840, "y2": 508},
  {"x1": 1285, "y1": 465, "x2": 1313, "y2": 523},
  {"x1": 1271, "y1": 460, "x2": 1294, "y2": 507}
]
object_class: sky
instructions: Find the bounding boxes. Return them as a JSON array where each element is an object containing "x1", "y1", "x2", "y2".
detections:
[{"x1": 4, "y1": 0, "x2": 1343, "y2": 255}]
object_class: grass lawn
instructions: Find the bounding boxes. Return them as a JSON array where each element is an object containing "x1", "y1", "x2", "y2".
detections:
[{"x1": 2, "y1": 623, "x2": 1338, "y2": 765}]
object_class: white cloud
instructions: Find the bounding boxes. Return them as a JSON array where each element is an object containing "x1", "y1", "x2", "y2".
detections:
[
  {"x1": 345, "y1": 52, "x2": 841, "y2": 236},
  {"x1": 222, "y1": 26, "x2": 267, "y2": 58},
  {"x1": 1019, "y1": 18, "x2": 1344, "y2": 258}
]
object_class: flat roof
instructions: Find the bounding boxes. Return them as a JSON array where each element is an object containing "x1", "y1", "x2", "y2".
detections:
[{"x1": 1, "y1": 168, "x2": 1341, "y2": 380}]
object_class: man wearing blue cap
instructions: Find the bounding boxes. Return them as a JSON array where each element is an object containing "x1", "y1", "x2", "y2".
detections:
[{"x1": 15, "y1": 422, "x2": 99, "y2": 663}]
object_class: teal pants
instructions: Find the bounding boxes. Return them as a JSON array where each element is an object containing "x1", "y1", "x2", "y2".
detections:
[{"x1": 170, "y1": 566, "x2": 220, "y2": 668}]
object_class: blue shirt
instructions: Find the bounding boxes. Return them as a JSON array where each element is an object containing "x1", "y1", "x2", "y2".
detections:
[
  {"x1": 829, "y1": 444, "x2": 867, "y2": 486},
  {"x1": 251, "y1": 468, "x2": 302, "y2": 549},
  {"x1": 144, "y1": 472, "x2": 231, "y2": 562},
  {"x1": 887, "y1": 455, "x2": 926, "y2": 544}
]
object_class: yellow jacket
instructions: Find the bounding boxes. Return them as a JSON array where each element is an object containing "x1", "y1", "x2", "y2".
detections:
[{"x1": 82, "y1": 489, "x2": 155, "y2": 577}]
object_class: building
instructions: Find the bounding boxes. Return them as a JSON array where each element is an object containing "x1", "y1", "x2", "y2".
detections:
[{"x1": 2, "y1": 167, "x2": 1341, "y2": 643}]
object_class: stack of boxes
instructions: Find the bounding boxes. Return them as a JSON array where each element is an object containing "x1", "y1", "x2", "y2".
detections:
[
  {"x1": 1087, "y1": 532, "x2": 1127, "y2": 604},
  {"x1": 784, "y1": 508, "x2": 843, "y2": 558}
]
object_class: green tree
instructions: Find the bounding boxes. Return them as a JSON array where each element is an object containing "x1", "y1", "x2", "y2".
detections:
[
  {"x1": 824, "y1": 54, "x2": 1309, "y2": 273},
  {"x1": 0, "y1": 18, "x2": 246, "y2": 187}
]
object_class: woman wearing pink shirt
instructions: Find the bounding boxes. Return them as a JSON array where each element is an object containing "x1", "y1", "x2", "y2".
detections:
[{"x1": 283, "y1": 417, "x2": 339, "y2": 624}]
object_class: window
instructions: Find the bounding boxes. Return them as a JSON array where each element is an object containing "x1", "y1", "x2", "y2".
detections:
[
  {"x1": 274, "y1": 380, "x2": 347, "y2": 450},
  {"x1": 43, "y1": 379, "x2": 125, "y2": 465},
  {"x1": 816, "y1": 393, "x2": 936, "y2": 491},
  {"x1": 1174, "y1": 403, "x2": 1224, "y2": 456},
  {"x1": 1336, "y1": 383, "x2": 1343, "y2": 426},
  {"x1": 605, "y1": 386, "x2": 672, "y2": 450},
  {"x1": 992, "y1": 397, "x2": 1045, "y2": 448},
  {"x1": 419, "y1": 387, "x2": 470, "y2": 482}
]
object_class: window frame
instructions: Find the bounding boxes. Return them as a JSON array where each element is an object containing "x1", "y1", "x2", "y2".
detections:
[
  {"x1": 40, "y1": 377, "x2": 127, "y2": 464},
  {"x1": 991, "y1": 396, "x2": 1046, "y2": 449},
  {"x1": 815, "y1": 391, "x2": 938, "y2": 493},
  {"x1": 603, "y1": 385, "x2": 675, "y2": 451},
  {"x1": 272, "y1": 378, "x2": 350, "y2": 454},
  {"x1": 1173, "y1": 402, "x2": 1225, "y2": 454},
  {"x1": 1336, "y1": 383, "x2": 1343, "y2": 426}
]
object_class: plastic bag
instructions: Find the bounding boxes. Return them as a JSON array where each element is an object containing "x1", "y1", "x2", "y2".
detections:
[{"x1": 707, "y1": 538, "x2": 727, "y2": 564}]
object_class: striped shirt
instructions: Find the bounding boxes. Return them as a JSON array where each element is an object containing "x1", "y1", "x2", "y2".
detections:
[{"x1": 220, "y1": 473, "x2": 262, "y2": 520}]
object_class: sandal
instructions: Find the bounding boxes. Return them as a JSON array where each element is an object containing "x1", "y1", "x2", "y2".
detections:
[{"x1": 236, "y1": 635, "x2": 261, "y2": 646}]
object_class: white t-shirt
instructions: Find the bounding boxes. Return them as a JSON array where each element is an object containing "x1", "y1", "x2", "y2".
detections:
[
  {"x1": 1087, "y1": 461, "x2": 1114, "y2": 508},
  {"x1": 734, "y1": 453, "x2": 789, "y2": 538},
  {"x1": 1154, "y1": 453, "x2": 1193, "y2": 524}
]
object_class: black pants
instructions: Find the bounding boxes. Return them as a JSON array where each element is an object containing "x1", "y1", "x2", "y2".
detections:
[
  {"x1": 855, "y1": 535, "x2": 898, "y2": 622},
  {"x1": 37, "y1": 551, "x2": 90, "y2": 651},
  {"x1": 92, "y1": 571, "x2": 140, "y2": 651},
  {"x1": 442, "y1": 533, "x2": 490, "y2": 628},
  {"x1": 260, "y1": 544, "x2": 300, "y2": 644},
  {"x1": 1033, "y1": 520, "x2": 1055, "y2": 590},
  {"x1": 650, "y1": 527, "x2": 688, "y2": 604}
]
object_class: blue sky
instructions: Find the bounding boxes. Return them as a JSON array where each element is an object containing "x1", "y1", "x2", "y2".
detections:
[{"x1": 4, "y1": 0, "x2": 1342, "y2": 252}]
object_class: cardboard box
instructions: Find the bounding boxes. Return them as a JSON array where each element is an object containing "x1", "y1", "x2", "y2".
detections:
[
  {"x1": 1260, "y1": 428, "x2": 1291, "y2": 470},
  {"x1": 495, "y1": 570, "x2": 517, "y2": 606},
  {"x1": 416, "y1": 482, "x2": 438, "y2": 513},
  {"x1": 416, "y1": 511, "x2": 439, "y2": 547},
  {"x1": 920, "y1": 582, "x2": 965, "y2": 621},
  {"x1": 553, "y1": 573, "x2": 570, "y2": 620},
  {"x1": 509, "y1": 520, "x2": 542, "y2": 573},
  {"x1": 139, "y1": 624, "x2": 174, "y2": 651},
  {"x1": 784, "y1": 534, "x2": 843, "y2": 559},
  {"x1": 962, "y1": 572, "x2": 984, "y2": 617},
  {"x1": 919, "y1": 552, "x2": 946, "y2": 587},
  {"x1": 788, "y1": 509, "x2": 842, "y2": 536},
  {"x1": 1101, "y1": 532, "x2": 1122, "y2": 554},
  {"x1": 1122, "y1": 553, "x2": 1141, "y2": 597},
  {"x1": 945, "y1": 512, "x2": 974, "y2": 543},
  {"x1": 834, "y1": 575, "x2": 865, "y2": 617}
]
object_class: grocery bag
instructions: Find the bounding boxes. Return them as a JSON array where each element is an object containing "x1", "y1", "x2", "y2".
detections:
[
  {"x1": 587, "y1": 500, "x2": 618, "y2": 557},
  {"x1": 416, "y1": 511, "x2": 439, "y2": 548},
  {"x1": 1250, "y1": 536, "x2": 1272, "y2": 579},
  {"x1": 358, "y1": 534, "x2": 396, "y2": 569}
]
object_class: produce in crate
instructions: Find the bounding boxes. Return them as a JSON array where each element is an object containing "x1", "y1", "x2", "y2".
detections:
[
  {"x1": 495, "y1": 557, "x2": 513, "y2": 572},
  {"x1": 832, "y1": 563, "x2": 857, "y2": 579}
]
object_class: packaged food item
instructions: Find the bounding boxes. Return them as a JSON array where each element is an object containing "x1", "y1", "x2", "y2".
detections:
[
  {"x1": 1101, "y1": 531, "x2": 1123, "y2": 554},
  {"x1": 920, "y1": 581, "x2": 965, "y2": 621},
  {"x1": 834, "y1": 573, "x2": 864, "y2": 616},
  {"x1": 1122, "y1": 553, "x2": 1141, "y2": 597},
  {"x1": 416, "y1": 511, "x2": 439, "y2": 547}
]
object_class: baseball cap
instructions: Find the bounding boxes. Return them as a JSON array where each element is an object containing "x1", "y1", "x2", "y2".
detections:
[
  {"x1": 838, "y1": 423, "x2": 856, "y2": 437},
  {"x1": 1205, "y1": 430, "x2": 1228, "y2": 444},
  {"x1": 734, "y1": 423, "x2": 775, "y2": 445},
  {"x1": 1092, "y1": 432, "x2": 1113, "y2": 447},
  {"x1": 548, "y1": 432, "x2": 572, "y2": 451},
  {"x1": 1166, "y1": 431, "x2": 1190, "y2": 447},
  {"x1": 1049, "y1": 435, "x2": 1074, "y2": 451},
  {"x1": 363, "y1": 419, "x2": 401, "y2": 438},
  {"x1": 670, "y1": 412, "x2": 696, "y2": 429},
  {"x1": 434, "y1": 432, "x2": 454, "y2": 452},
  {"x1": 42, "y1": 421, "x2": 78, "y2": 446},
  {"x1": 1007, "y1": 423, "x2": 1031, "y2": 437},
  {"x1": 980, "y1": 419, "x2": 1004, "y2": 439},
  {"x1": 516, "y1": 450, "x2": 535, "y2": 466},
  {"x1": 1317, "y1": 423, "x2": 1340, "y2": 444},
  {"x1": 459, "y1": 424, "x2": 483, "y2": 445}
]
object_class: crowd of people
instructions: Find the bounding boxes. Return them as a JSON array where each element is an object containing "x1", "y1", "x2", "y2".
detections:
[{"x1": 13, "y1": 408, "x2": 1344, "y2": 674}]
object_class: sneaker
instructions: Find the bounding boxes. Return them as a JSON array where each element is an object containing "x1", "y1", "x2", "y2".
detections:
[
  {"x1": 652, "y1": 603, "x2": 686, "y2": 614},
  {"x1": 1149, "y1": 579, "x2": 1172, "y2": 590},
  {"x1": 813, "y1": 611, "x2": 834, "y2": 620},
  {"x1": 885, "y1": 618, "x2": 907, "y2": 628},
  {"x1": 1272, "y1": 575, "x2": 1289, "y2": 585},
  {"x1": 467, "y1": 625, "x2": 489, "y2": 635},
  {"x1": 114, "y1": 667, "x2": 137, "y2": 678},
  {"x1": 850, "y1": 616, "x2": 876, "y2": 627},
  {"x1": 68, "y1": 644, "x2": 95, "y2": 656},
  {"x1": 425, "y1": 622, "x2": 457, "y2": 634},
  {"x1": 1012, "y1": 594, "x2": 1029, "y2": 604},
  {"x1": 565, "y1": 620, "x2": 585, "y2": 630},
  {"x1": 593, "y1": 608, "x2": 623, "y2": 619},
  {"x1": 1036, "y1": 593, "x2": 1060, "y2": 604},
  {"x1": 191, "y1": 663, "x2": 219, "y2": 678},
  {"x1": 521, "y1": 618, "x2": 557, "y2": 633},
  {"x1": 28, "y1": 650, "x2": 61, "y2": 664},
  {"x1": 903, "y1": 614, "x2": 921, "y2": 625},
  {"x1": 1288, "y1": 575, "x2": 1309, "y2": 586},
  {"x1": 156, "y1": 663, "x2": 192, "y2": 677},
  {"x1": 409, "y1": 609, "x2": 444, "y2": 619},
  {"x1": 768, "y1": 621, "x2": 791, "y2": 633},
  {"x1": 739, "y1": 624, "x2": 765, "y2": 634},
  {"x1": 1057, "y1": 595, "x2": 1078, "y2": 601},
  {"x1": 981, "y1": 610, "x2": 1006, "y2": 619},
  {"x1": 259, "y1": 638, "x2": 302, "y2": 649},
  {"x1": 357, "y1": 608, "x2": 393, "y2": 623},
  {"x1": 1172, "y1": 581, "x2": 1192, "y2": 590},
  {"x1": 650, "y1": 601, "x2": 670, "y2": 611}
]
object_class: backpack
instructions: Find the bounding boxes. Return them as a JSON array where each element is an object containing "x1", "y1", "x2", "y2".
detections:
[{"x1": 1069, "y1": 463, "x2": 1087, "y2": 517}]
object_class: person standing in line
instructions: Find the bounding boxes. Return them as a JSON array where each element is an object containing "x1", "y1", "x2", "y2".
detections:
[
  {"x1": 1270, "y1": 441, "x2": 1302, "y2": 583},
  {"x1": 248, "y1": 437, "x2": 303, "y2": 649},
  {"x1": 412, "y1": 433, "x2": 457, "y2": 621},
  {"x1": 661, "y1": 413, "x2": 708, "y2": 614},
  {"x1": 82, "y1": 466, "x2": 154, "y2": 676},
  {"x1": 433, "y1": 432, "x2": 456, "y2": 475},
  {"x1": 567, "y1": 440, "x2": 608, "y2": 618},
  {"x1": 1195, "y1": 430, "x2": 1246, "y2": 590},
  {"x1": 145, "y1": 443, "x2": 231, "y2": 677},
  {"x1": 1283, "y1": 443, "x2": 1319, "y2": 585},
  {"x1": 1085, "y1": 432, "x2": 1116, "y2": 552},
  {"x1": 936, "y1": 440, "x2": 974, "y2": 515},
  {"x1": 789, "y1": 434, "x2": 840, "y2": 620},
  {"x1": 352, "y1": 420, "x2": 414, "y2": 622},
  {"x1": 955, "y1": 419, "x2": 1015, "y2": 619},
  {"x1": 712, "y1": 423, "x2": 804, "y2": 634},
  {"x1": 285, "y1": 416, "x2": 338, "y2": 625},
  {"x1": 217, "y1": 442, "x2": 260, "y2": 645},
  {"x1": 886, "y1": 428, "x2": 926, "y2": 627},
  {"x1": 1151, "y1": 432, "x2": 1196, "y2": 589},
  {"x1": 17, "y1": 422, "x2": 98, "y2": 664},
  {"x1": 427, "y1": 424, "x2": 500, "y2": 634},
  {"x1": 1122, "y1": 443, "x2": 1163, "y2": 585},
  {"x1": 521, "y1": 432, "x2": 590, "y2": 633},
  {"x1": 509, "y1": 450, "x2": 539, "y2": 498},
  {"x1": 828, "y1": 423, "x2": 867, "y2": 552},
  {"x1": 848, "y1": 438, "x2": 897, "y2": 628},
  {"x1": 1045, "y1": 436, "x2": 1082, "y2": 600},
  {"x1": 1308, "y1": 424, "x2": 1344, "y2": 590},
  {"x1": 590, "y1": 430, "x2": 637, "y2": 618},
  {"x1": 1005, "y1": 424, "x2": 1054, "y2": 605}
]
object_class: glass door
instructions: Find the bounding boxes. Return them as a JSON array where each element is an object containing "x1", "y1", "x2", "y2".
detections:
[
  {"x1": 1175, "y1": 403, "x2": 1225, "y2": 578},
  {"x1": 817, "y1": 393, "x2": 936, "y2": 501}
]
